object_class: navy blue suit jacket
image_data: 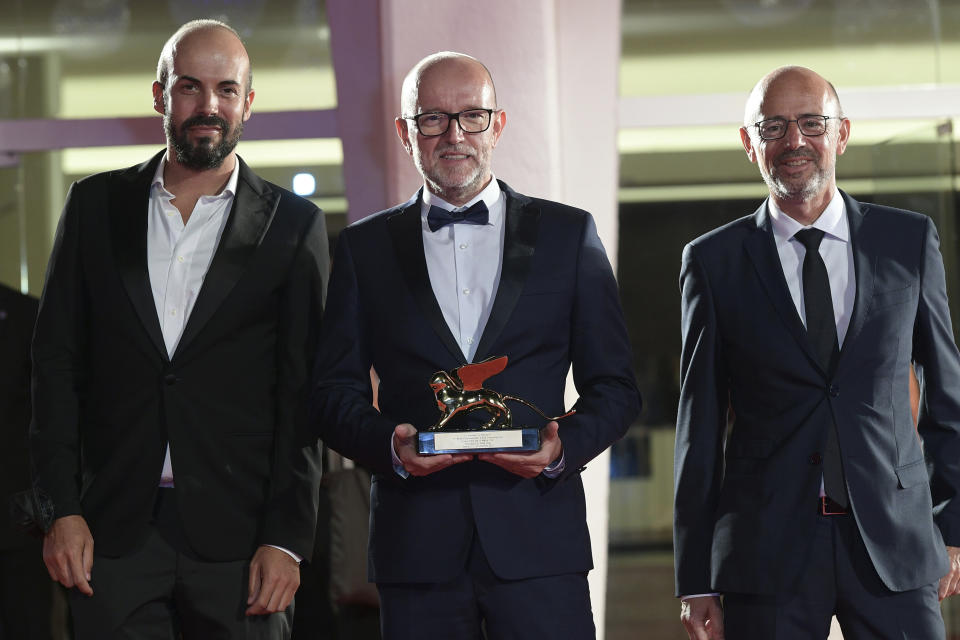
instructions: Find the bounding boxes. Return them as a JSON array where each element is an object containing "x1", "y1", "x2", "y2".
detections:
[
  {"x1": 674, "y1": 191, "x2": 960, "y2": 596},
  {"x1": 312, "y1": 181, "x2": 640, "y2": 583}
]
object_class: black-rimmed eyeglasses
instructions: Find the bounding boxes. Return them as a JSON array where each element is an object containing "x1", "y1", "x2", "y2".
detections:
[
  {"x1": 403, "y1": 109, "x2": 497, "y2": 137},
  {"x1": 754, "y1": 115, "x2": 841, "y2": 141}
]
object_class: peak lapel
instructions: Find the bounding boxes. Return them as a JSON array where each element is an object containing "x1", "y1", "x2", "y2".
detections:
[
  {"x1": 473, "y1": 183, "x2": 537, "y2": 363},
  {"x1": 173, "y1": 158, "x2": 275, "y2": 358},
  {"x1": 387, "y1": 192, "x2": 466, "y2": 364},
  {"x1": 836, "y1": 192, "x2": 876, "y2": 363},
  {"x1": 743, "y1": 201, "x2": 826, "y2": 373},
  {"x1": 111, "y1": 152, "x2": 168, "y2": 360}
]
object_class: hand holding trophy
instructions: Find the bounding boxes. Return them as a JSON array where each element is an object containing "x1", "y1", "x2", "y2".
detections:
[{"x1": 418, "y1": 355, "x2": 575, "y2": 455}]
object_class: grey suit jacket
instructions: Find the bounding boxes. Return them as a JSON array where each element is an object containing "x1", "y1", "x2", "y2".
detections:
[{"x1": 674, "y1": 191, "x2": 960, "y2": 596}]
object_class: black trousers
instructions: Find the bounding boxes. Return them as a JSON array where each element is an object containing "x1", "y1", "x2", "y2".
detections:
[
  {"x1": 724, "y1": 512, "x2": 945, "y2": 639},
  {"x1": 377, "y1": 531, "x2": 595, "y2": 640},
  {"x1": 69, "y1": 489, "x2": 293, "y2": 640},
  {"x1": 0, "y1": 538, "x2": 56, "y2": 640}
]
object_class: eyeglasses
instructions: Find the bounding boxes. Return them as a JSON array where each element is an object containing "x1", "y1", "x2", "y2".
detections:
[
  {"x1": 754, "y1": 115, "x2": 841, "y2": 141},
  {"x1": 403, "y1": 109, "x2": 497, "y2": 137}
]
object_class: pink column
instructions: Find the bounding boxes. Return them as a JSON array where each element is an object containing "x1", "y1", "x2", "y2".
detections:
[{"x1": 325, "y1": 0, "x2": 393, "y2": 220}]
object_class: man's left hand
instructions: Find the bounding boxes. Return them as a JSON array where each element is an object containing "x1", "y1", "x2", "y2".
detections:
[
  {"x1": 246, "y1": 545, "x2": 300, "y2": 616},
  {"x1": 477, "y1": 421, "x2": 562, "y2": 478},
  {"x1": 939, "y1": 545, "x2": 960, "y2": 601}
]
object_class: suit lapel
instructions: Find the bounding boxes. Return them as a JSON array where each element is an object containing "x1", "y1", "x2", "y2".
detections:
[
  {"x1": 743, "y1": 201, "x2": 825, "y2": 372},
  {"x1": 473, "y1": 182, "x2": 538, "y2": 362},
  {"x1": 111, "y1": 152, "x2": 168, "y2": 360},
  {"x1": 174, "y1": 157, "x2": 275, "y2": 358},
  {"x1": 836, "y1": 192, "x2": 876, "y2": 361},
  {"x1": 387, "y1": 191, "x2": 466, "y2": 364}
]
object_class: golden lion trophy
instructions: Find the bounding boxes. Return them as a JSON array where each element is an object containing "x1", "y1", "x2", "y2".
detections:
[{"x1": 418, "y1": 355, "x2": 575, "y2": 455}]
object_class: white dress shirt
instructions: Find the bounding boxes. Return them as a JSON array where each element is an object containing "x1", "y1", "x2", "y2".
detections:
[
  {"x1": 421, "y1": 178, "x2": 505, "y2": 362},
  {"x1": 148, "y1": 156, "x2": 236, "y2": 487}
]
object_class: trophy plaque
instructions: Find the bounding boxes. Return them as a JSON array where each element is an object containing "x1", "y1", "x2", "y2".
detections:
[{"x1": 417, "y1": 355, "x2": 575, "y2": 455}]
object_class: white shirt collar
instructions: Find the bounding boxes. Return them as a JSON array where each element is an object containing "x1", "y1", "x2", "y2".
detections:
[
  {"x1": 151, "y1": 153, "x2": 241, "y2": 199},
  {"x1": 769, "y1": 187, "x2": 848, "y2": 244}
]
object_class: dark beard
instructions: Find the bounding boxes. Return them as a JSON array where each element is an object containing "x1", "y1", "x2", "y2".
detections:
[{"x1": 165, "y1": 113, "x2": 243, "y2": 170}]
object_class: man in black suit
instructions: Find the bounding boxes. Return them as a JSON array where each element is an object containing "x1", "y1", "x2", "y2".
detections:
[
  {"x1": 311, "y1": 52, "x2": 640, "y2": 639},
  {"x1": 0, "y1": 283, "x2": 53, "y2": 640},
  {"x1": 29, "y1": 20, "x2": 327, "y2": 639},
  {"x1": 674, "y1": 65, "x2": 960, "y2": 639}
]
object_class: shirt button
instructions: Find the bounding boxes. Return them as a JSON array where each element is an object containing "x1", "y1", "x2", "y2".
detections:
[
  {"x1": 170, "y1": 309, "x2": 177, "y2": 316},
  {"x1": 177, "y1": 256, "x2": 185, "y2": 263},
  {"x1": 466, "y1": 337, "x2": 474, "y2": 345},
  {"x1": 462, "y1": 288, "x2": 470, "y2": 295},
  {"x1": 459, "y1": 243, "x2": 468, "y2": 250}
]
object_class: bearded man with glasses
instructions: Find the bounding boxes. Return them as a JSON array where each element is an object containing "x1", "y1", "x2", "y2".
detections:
[
  {"x1": 674, "y1": 65, "x2": 960, "y2": 639},
  {"x1": 310, "y1": 51, "x2": 640, "y2": 639}
]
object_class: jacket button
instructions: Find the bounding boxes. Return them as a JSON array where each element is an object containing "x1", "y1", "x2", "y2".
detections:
[
  {"x1": 827, "y1": 384, "x2": 839, "y2": 397},
  {"x1": 164, "y1": 374, "x2": 177, "y2": 386},
  {"x1": 809, "y1": 453, "x2": 822, "y2": 465}
]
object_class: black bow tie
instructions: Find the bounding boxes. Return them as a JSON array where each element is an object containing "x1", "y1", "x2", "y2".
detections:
[{"x1": 426, "y1": 201, "x2": 489, "y2": 232}]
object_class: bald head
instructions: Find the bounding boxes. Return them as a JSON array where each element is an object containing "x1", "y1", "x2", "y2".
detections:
[
  {"x1": 400, "y1": 52, "x2": 497, "y2": 117},
  {"x1": 157, "y1": 19, "x2": 252, "y2": 95},
  {"x1": 743, "y1": 66, "x2": 842, "y2": 127}
]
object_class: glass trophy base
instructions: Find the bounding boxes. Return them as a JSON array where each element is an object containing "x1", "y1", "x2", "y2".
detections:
[{"x1": 418, "y1": 427, "x2": 541, "y2": 455}]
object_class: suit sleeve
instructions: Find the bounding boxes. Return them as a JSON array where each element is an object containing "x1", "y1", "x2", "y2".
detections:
[
  {"x1": 29, "y1": 182, "x2": 86, "y2": 528},
  {"x1": 310, "y1": 230, "x2": 398, "y2": 475},
  {"x1": 912, "y1": 216, "x2": 960, "y2": 546},
  {"x1": 673, "y1": 243, "x2": 728, "y2": 596},
  {"x1": 259, "y1": 206, "x2": 329, "y2": 558},
  {"x1": 554, "y1": 213, "x2": 641, "y2": 478}
]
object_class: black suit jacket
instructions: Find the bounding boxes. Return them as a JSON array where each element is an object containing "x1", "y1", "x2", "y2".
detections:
[
  {"x1": 311, "y1": 181, "x2": 641, "y2": 583},
  {"x1": 0, "y1": 284, "x2": 38, "y2": 550},
  {"x1": 674, "y1": 191, "x2": 960, "y2": 596},
  {"x1": 30, "y1": 151, "x2": 328, "y2": 561}
]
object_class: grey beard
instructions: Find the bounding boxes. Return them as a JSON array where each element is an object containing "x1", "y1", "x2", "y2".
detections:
[{"x1": 765, "y1": 166, "x2": 828, "y2": 202}]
